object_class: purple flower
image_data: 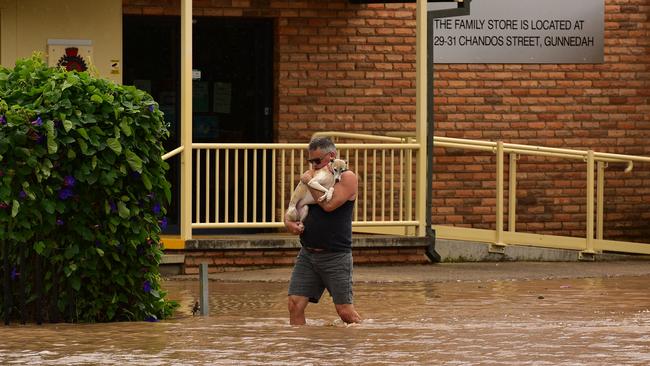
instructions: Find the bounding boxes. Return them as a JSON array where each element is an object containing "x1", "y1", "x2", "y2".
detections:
[
  {"x1": 109, "y1": 201, "x2": 117, "y2": 213},
  {"x1": 130, "y1": 171, "x2": 141, "y2": 179},
  {"x1": 19, "y1": 190, "x2": 26, "y2": 199},
  {"x1": 159, "y1": 217, "x2": 168, "y2": 230},
  {"x1": 0, "y1": 115, "x2": 6, "y2": 125},
  {"x1": 63, "y1": 175, "x2": 76, "y2": 187},
  {"x1": 152, "y1": 203, "x2": 161, "y2": 215},
  {"x1": 58, "y1": 188, "x2": 74, "y2": 200},
  {"x1": 148, "y1": 105, "x2": 155, "y2": 113},
  {"x1": 56, "y1": 218, "x2": 64, "y2": 226},
  {"x1": 31, "y1": 116, "x2": 43, "y2": 126},
  {"x1": 143, "y1": 280, "x2": 151, "y2": 293},
  {"x1": 144, "y1": 314, "x2": 159, "y2": 322},
  {"x1": 10, "y1": 267, "x2": 19, "y2": 280}
]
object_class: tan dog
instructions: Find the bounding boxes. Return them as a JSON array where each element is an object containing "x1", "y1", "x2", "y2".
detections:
[{"x1": 285, "y1": 159, "x2": 348, "y2": 222}]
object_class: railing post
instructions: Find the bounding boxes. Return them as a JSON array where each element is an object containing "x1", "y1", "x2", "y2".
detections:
[
  {"x1": 415, "y1": 0, "x2": 428, "y2": 237},
  {"x1": 584, "y1": 150, "x2": 596, "y2": 255},
  {"x1": 596, "y1": 161, "x2": 605, "y2": 240},
  {"x1": 180, "y1": 0, "x2": 193, "y2": 240},
  {"x1": 406, "y1": 138, "x2": 414, "y2": 235},
  {"x1": 199, "y1": 263, "x2": 209, "y2": 316},
  {"x1": 491, "y1": 141, "x2": 506, "y2": 252},
  {"x1": 508, "y1": 153, "x2": 517, "y2": 233}
]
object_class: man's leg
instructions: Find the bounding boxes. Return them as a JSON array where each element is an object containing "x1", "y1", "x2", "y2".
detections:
[
  {"x1": 288, "y1": 249, "x2": 325, "y2": 325},
  {"x1": 288, "y1": 295, "x2": 310, "y2": 325},
  {"x1": 319, "y1": 252, "x2": 361, "y2": 324},
  {"x1": 335, "y1": 303, "x2": 361, "y2": 324}
]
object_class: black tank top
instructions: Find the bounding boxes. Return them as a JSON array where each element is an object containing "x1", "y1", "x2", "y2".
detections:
[{"x1": 300, "y1": 200, "x2": 355, "y2": 252}]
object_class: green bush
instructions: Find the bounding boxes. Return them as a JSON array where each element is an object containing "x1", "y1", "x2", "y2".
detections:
[{"x1": 0, "y1": 55, "x2": 177, "y2": 322}]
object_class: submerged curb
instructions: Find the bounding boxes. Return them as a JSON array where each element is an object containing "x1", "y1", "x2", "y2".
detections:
[{"x1": 165, "y1": 260, "x2": 650, "y2": 284}]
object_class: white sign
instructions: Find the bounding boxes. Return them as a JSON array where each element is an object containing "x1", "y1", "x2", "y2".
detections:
[
  {"x1": 47, "y1": 39, "x2": 93, "y2": 71},
  {"x1": 430, "y1": 0, "x2": 604, "y2": 63}
]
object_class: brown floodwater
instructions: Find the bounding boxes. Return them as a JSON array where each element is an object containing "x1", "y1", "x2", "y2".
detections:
[{"x1": 1, "y1": 275, "x2": 649, "y2": 365}]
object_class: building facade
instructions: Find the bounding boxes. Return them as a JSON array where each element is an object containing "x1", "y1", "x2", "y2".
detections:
[{"x1": 1, "y1": 0, "x2": 649, "y2": 249}]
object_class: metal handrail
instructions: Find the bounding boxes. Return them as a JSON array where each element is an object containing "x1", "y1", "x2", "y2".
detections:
[
  {"x1": 192, "y1": 142, "x2": 419, "y2": 150},
  {"x1": 160, "y1": 132, "x2": 650, "y2": 255},
  {"x1": 434, "y1": 136, "x2": 644, "y2": 172},
  {"x1": 162, "y1": 145, "x2": 185, "y2": 161},
  {"x1": 431, "y1": 135, "x2": 650, "y2": 256},
  {"x1": 312, "y1": 131, "x2": 406, "y2": 143}
]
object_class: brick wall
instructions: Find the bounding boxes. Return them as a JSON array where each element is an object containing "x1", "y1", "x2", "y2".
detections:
[
  {"x1": 432, "y1": 0, "x2": 650, "y2": 242},
  {"x1": 123, "y1": 0, "x2": 650, "y2": 244},
  {"x1": 181, "y1": 247, "x2": 428, "y2": 274}
]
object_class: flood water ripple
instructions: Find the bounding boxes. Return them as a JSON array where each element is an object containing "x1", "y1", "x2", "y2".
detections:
[{"x1": 0, "y1": 276, "x2": 649, "y2": 365}]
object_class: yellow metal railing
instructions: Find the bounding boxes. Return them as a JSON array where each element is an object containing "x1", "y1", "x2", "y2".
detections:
[
  {"x1": 433, "y1": 136, "x2": 650, "y2": 256},
  {"x1": 162, "y1": 133, "x2": 650, "y2": 256},
  {"x1": 188, "y1": 141, "x2": 420, "y2": 230}
]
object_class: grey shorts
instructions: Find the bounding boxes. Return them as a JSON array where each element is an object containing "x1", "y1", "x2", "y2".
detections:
[{"x1": 288, "y1": 248, "x2": 354, "y2": 305}]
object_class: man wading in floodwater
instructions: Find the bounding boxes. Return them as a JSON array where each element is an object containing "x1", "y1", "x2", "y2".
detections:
[{"x1": 284, "y1": 137, "x2": 362, "y2": 325}]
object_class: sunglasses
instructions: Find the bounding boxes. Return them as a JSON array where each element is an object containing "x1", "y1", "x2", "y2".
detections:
[{"x1": 307, "y1": 153, "x2": 331, "y2": 165}]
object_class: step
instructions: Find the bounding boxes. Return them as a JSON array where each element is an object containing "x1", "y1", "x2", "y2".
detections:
[{"x1": 161, "y1": 254, "x2": 185, "y2": 264}]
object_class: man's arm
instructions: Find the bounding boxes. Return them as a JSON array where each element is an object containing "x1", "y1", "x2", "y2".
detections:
[{"x1": 302, "y1": 170, "x2": 357, "y2": 212}]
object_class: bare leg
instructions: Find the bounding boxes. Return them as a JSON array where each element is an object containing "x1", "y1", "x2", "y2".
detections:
[
  {"x1": 288, "y1": 295, "x2": 310, "y2": 325},
  {"x1": 335, "y1": 303, "x2": 362, "y2": 324}
]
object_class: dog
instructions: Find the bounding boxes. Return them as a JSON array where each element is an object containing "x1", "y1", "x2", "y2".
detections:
[{"x1": 285, "y1": 158, "x2": 348, "y2": 223}]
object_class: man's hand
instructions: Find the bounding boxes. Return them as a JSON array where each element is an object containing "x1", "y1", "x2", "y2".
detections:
[{"x1": 285, "y1": 220, "x2": 304, "y2": 235}]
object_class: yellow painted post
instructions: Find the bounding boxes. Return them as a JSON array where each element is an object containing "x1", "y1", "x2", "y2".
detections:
[
  {"x1": 364, "y1": 149, "x2": 369, "y2": 222},
  {"x1": 215, "y1": 150, "x2": 220, "y2": 222},
  {"x1": 372, "y1": 150, "x2": 377, "y2": 221},
  {"x1": 195, "y1": 151, "x2": 200, "y2": 221},
  {"x1": 205, "y1": 151, "x2": 210, "y2": 223},
  {"x1": 405, "y1": 140, "x2": 413, "y2": 235},
  {"x1": 355, "y1": 150, "x2": 359, "y2": 222},
  {"x1": 508, "y1": 153, "x2": 517, "y2": 232},
  {"x1": 495, "y1": 141, "x2": 505, "y2": 246},
  {"x1": 585, "y1": 150, "x2": 595, "y2": 253},
  {"x1": 270, "y1": 150, "x2": 274, "y2": 222},
  {"x1": 415, "y1": 0, "x2": 428, "y2": 237},
  {"x1": 596, "y1": 161, "x2": 605, "y2": 241},
  {"x1": 180, "y1": 0, "x2": 193, "y2": 240}
]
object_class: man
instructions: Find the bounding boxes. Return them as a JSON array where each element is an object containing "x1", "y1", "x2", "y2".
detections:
[{"x1": 284, "y1": 136, "x2": 362, "y2": 325}]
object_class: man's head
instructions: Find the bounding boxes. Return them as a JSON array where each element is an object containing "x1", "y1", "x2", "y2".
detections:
[{"x1": 307, "y1": 136, "x2": 336, "y2": 169}]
